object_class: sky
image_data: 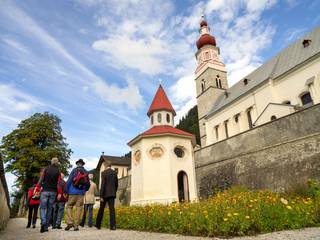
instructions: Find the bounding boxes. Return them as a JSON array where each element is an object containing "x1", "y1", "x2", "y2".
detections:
[{"x1": 1, "y1": 0, "x2": 319, "y2": 192}]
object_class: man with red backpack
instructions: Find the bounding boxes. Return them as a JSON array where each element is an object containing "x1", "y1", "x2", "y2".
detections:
[{"x1": 64, "y1": 159, "x2": 90, "y2": 231}]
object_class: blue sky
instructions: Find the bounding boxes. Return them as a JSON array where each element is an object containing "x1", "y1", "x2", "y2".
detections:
[{"x1": 1, "y1": 0, "x2": 319, "y2": 191}]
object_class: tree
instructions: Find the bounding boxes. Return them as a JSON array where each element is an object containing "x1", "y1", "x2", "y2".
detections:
[
  {"x1": 176, "y1": 105, "x2": 200, "y2": 145},
  {"x1": 0, "y1": 112, "x2": 72, "y2": 192}
]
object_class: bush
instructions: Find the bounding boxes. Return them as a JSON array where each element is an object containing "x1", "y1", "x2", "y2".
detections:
[{"x1": 96, "y1": 188, "x2": 319, "y2": 237}]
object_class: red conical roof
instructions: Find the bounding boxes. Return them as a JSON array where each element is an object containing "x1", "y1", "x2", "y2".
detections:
[{"x1": 147, "y1": 85, "x2": 176, "y2": 117}]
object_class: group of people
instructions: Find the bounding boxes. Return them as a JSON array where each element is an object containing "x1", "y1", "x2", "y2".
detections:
[{"x1": 26, "y1": 157, "x2": 118, "y2": 233}]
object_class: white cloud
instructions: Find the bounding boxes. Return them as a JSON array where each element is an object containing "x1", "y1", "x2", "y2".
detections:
[
  {"x1": 1, "y1": 1, "x2": 144, "y2": 110},
  {"x1": 93, "y1": 36, "x2": 169, "y2": 75}
]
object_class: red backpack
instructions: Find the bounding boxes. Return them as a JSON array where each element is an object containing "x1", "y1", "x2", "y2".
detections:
[{"x1": 72, "y1": 169, "x2": 88, "y2": 189}]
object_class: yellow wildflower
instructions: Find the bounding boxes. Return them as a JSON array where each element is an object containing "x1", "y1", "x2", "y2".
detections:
[
  {"x1": 227, "y1": 213, "x2": 232, "y2": 217},
  {"x1": 280, "y1": 198, "x2": 288, "y2": 205},
  {"x1": 233, "y1": 213, "x2": 239, "y2": 216},
  {"x1": 245, "y1": 215, "x2": 250, "y2": 219},
  {"x1": 286, "y1": 205, "x2": 292, "y2": 210},
  {"x1": 223, "y1": 218, "x2": 228, "y2": 222}
]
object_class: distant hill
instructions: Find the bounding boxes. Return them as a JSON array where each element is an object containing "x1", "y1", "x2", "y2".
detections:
[{"x1": 176, "y1": 105, "x2": 200, "y2": 145}]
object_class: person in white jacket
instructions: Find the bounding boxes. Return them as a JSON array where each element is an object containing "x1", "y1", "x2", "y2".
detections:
[{"x1": 80, "y1": 174, "x2": 97, "y2": 227}]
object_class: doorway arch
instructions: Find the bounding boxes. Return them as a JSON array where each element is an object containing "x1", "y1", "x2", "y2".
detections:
[{"x1": 177, "y1": 171, "x2": 190, "y2": 202}]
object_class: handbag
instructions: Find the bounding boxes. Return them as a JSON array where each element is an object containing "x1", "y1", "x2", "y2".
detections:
[{"x1": 32, "y1": 191, "x2": 41, "y2": 200}]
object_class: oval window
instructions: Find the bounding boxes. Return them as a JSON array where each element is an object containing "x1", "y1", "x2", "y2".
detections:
[
  {"x1": 157, "y1": 113, "x2": 162, "y2": 123},
  {"x1": 166, "y1": 113, "x2": 170, "y2": 123},
  {"x1": 174, "y1": 147, "x2": 185, "y2": 158}
]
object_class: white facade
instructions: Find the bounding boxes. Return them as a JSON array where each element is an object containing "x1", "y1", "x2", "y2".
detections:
[
  {"x1": 195, "y1": 23, "x2": 320, "y2": 147},
  {"x1": 128, "y1": 86, "x2": 197, "y2": 205},
  {"x1": 204, "y1": 57, "x2": 320, "y2": 146},
  {"x1": 130, "y1": 135, "x2": 197, "y2": 205}
]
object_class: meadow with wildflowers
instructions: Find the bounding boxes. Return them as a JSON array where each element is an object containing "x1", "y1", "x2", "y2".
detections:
[{"x1": 98, "y1": 183, "x2": 320, "y2": 237}]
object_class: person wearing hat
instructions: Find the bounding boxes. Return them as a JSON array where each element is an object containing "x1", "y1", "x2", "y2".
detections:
[
  {"x1": 37, "y1": 157, "x2": 63, "y2": 233},
  {"x1": 64, "y1": 159, "x2": 90, "y2": 231}
]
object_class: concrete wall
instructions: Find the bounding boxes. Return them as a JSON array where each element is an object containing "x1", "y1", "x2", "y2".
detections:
[
  {"x1": 116, "y1": 176, "x2": 131, "y2": 206},
  {"x1": 195, "y1": 104, "x2": 320, "y2": 198},
  {"x1": 0, "y1": 157, "x2": 10, "y2": 230}
]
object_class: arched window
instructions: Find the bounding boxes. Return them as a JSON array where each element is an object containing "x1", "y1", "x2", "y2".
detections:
[
  {"x1": 157, "y1": 113, "x2": 162, "y2": 123},
  {"x1": 247, "y1": 107, "x2": 253, "y2": 129},
  {"x1": 151, "y1": 115, "x2": 154, "y2": 125},
  {"x1": 270, "y1": 115, "x2": 277, "y2": 121},
  {"x1": 201, "y1": 79, "x2": 205, "y2": 92},
  {"x1": 166, "y1": 113, "x2": 170, "y2": 123},
  {"x1": 216, "y1": 75, "x2": 221, "y2": 88},
  {"x1": 300, "y1": 92, "x2": 313, "y2": 106}
]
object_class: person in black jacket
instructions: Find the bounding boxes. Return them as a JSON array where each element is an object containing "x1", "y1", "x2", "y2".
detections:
[
  {"x1": 37, "y1": 157, "x2": 62, "y2": 233},
  {"x1": 95, "y1": 160, "x2": 118, "y2": 230}
]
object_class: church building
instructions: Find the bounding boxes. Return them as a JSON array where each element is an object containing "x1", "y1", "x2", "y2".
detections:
[
  {"x1": 195, "y1": 17, "x2": 320, "y2": 147},
  {"x1": 128, "y1": 85, "x2": 198, "y2": 205}
]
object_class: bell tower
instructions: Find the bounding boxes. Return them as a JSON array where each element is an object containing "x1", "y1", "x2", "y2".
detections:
[{"x1": 195, "y1": 16, "x2": 228, "y2": 147}]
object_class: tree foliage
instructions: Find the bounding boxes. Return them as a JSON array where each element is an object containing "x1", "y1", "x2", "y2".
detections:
[
  {"x1": 0, "y1": 112, "x2": 72, "y2": 192},
  {"x1": 176, "y1": 105, "x2": 200, "y2": 145}
]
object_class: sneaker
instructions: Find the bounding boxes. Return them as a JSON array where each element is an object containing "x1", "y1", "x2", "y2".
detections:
[
  {"x1": 56, "y1": 226, "x2": 62, "y2": 229},
  {"x1": 26, "y1": 224, "x2": 31, "y2": 228},
  {"x1": 95, "y1": 225, "x2": 101, "y2": 230},
  {"x1": 74, "y1": 226, "x2": 79, "y2": 231},
  {"x1": 32, "y1": 225, "x2": 36, "y2": 229},
  {"x1": 110, "y1": 226, "x2": 116, "y2": 231},
  {"x1": 65, "y1": 225, "x2": 73, "y2": 231},
  {"x1": 79, "y1": 223, "x2": 84, "y2": 227},
  {"x1": 52, "y1": 226, "x2": 56, "y2": 229},
  {"x1": 40, "y1": 225, "x2": 45, "y2": 233}
]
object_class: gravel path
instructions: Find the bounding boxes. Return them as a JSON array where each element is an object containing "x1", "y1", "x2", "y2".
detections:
[{"x1": 1, "y1": 218, "x2": 320, "y2": 240}]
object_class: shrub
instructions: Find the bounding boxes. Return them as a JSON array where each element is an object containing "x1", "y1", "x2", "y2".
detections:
[{"x1": 96, "y1": 188, "x2": 319, "y2": 237}]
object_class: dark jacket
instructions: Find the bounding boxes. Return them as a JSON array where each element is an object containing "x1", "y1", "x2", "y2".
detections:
[
  {"x1": 39, "y1": 164, "x2": 61, "y2": 193},
  {"x1": 100, "y1": 168, "x2": 118, "y2": 199},
  {"x1": 65, "y1": 166, "x2": 90, "y2": 196}
]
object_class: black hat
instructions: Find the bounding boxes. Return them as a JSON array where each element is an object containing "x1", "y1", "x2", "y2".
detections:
[{"x1": 76, "y1": 159, "x2": 85, "y2": 166}]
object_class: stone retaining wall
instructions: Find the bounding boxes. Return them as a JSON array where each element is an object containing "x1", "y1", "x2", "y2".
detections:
[{"x1": 195, "y1": 104, "x2": 320, "y2": 197}]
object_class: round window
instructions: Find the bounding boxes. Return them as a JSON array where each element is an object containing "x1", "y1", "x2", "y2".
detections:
[
  {"x1": 174, "y1": 147, "x2": 185, "y2": 158},
  {"x1": 157, "y1": 113, "x2": 162, "y2": 123}
]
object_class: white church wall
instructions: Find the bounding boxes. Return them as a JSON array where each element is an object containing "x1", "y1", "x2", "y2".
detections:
[
  {"x1": 150, "y1": 111, "x2": 174, "y2": 127},
  {"x1": 272, "y1": 57, "x2": 320, "y2": 106},
  {"x1": 130, "y1": 140, "x2": 144, "y2": 203},
  {"x1": 130, "y1": 135, "x2": 197, "y2": 205},
  {"x1": 205, "y1": 57, "x2": 320, "y2": 146},
  {"x1": 254, "y1": 104, "x2": 295, "y2": 126}
]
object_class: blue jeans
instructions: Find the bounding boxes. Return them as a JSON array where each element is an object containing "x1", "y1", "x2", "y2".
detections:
[
  {"x1": 80, "y1": 204, "x2": 93, "y2": 227},
  {"x1": 40, "y1": 191, "x2": 56, "y2": 229},
  {"x1": 53, "y1": 202, "x2": 65, "y2": 227}
]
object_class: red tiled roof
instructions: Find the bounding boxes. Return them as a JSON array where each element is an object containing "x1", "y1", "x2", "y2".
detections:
[
  {"x1": 128, "y1": 125, "x2": 194, "y2": 146},
  {"x1": 143, "y1": 125, "x2": 193, "y2": 137},
  {"x1": 147, "y1": 85, "x2": 176, "y2": 116}
]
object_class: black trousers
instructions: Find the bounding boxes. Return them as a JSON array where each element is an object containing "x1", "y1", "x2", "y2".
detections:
[
  {"x1": 95, "y1": 197, "x2": 116, "y2": 229},
  {"x1": 27, "y1": 204, "x2": 39, "y2": 226}
]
